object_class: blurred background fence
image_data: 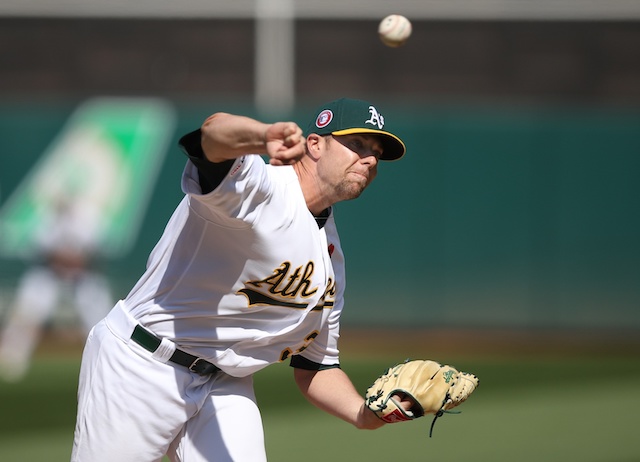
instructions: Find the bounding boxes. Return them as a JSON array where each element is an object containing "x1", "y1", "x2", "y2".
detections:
[{"x1": 1, "y1": 1, "x2": 639, "y2": 332}]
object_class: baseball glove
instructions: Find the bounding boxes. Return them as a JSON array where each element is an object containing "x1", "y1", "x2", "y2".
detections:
[{"x1": 364, "y1": 359, "x2": 479, "y2": 436}]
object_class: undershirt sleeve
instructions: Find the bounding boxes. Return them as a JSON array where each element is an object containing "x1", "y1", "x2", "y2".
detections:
[
  {"x1": 290, "y1": 354, "x2": 341, "y2": 371},
  {"x1": 178, "y1": 129, "x2": 235, "y2": 194}
]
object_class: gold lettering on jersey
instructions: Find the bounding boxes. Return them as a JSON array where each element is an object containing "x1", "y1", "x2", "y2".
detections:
[
  {"x1": 279, "y1": 330, "x2": 320, "y2": 362},
  {"x1": 311, "y1": 278, "x2": 336, "y2": 311},
  {"x1": 237, "y1": 289, "x2": 308, "y2": 308},
  {"x1": 248, "y1": 261, "x2": 318, "y2": 298},
  {"x1": 239, "y1": 261, "x2": 323, "y2": 309},
  {"x1": 280, "y1": 348, "x2": 293, "y2": 361}
]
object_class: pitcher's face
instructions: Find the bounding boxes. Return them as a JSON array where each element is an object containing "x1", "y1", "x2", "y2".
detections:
[{"x1": 317, "y1": 134, "x2": 382, "y2": 201}]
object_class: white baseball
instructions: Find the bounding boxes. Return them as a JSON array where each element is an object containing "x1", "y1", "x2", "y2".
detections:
[{"x1": 378, "y1": 14, "x2": 412, "y2": 48}]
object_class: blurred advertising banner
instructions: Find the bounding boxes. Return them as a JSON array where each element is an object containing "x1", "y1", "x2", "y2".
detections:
[{"x1": 0, "y1": 97, "x2": 176, "y2": 259}]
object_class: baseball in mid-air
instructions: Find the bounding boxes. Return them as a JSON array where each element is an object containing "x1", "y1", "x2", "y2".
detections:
[{"x1": 378, "y1": 14, "x2": 412, "y2": 48}]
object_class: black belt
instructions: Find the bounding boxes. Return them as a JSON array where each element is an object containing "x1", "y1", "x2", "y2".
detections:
[{"x1": 131, "y1": 325, "x2": 220, "y2": 376}]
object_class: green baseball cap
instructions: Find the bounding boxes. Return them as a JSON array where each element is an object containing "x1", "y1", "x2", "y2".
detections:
[{"x1": 306, "y1": 98, "x2": 406, "y2": 161}]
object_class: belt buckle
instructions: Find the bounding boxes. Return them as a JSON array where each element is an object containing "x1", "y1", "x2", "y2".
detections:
[{"x1": 189, "y1": 358, "x2": 207, "y2": 374}]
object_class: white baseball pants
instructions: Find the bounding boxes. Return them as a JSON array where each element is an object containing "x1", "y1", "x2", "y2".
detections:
[{"x1": 71, "y1": 304, "x2": 267, "y2": 462}]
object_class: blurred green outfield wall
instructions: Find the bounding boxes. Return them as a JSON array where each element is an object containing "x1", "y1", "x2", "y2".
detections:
[{"x1": 0, "y1": 100, "x2": 638, "y2": 330}]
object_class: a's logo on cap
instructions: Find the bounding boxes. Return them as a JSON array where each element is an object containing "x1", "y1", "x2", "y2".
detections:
[
  {"x1": 316, "y1": 109, "x2": 333, "y2": 129},
  {"x1": 365, "y1": 106, "x2": 385, "y2": 130}
]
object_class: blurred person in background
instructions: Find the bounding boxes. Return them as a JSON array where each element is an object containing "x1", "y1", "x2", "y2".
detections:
[{"x1": 0, "y1": 195, "x2": 113, "y2": 382}]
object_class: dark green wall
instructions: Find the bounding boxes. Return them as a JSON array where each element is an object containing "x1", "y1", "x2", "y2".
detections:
[
  {"x1": 336, "y1": 105, "x2": 640, "y2": 329},
  {"x1": 1, "y1": 101, "x2": 638, "y2": 329}
]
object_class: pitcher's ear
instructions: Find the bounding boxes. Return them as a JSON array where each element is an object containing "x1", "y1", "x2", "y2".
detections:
[{"x1": 306, "y1": 133, "x2": 323, "y2": 161}]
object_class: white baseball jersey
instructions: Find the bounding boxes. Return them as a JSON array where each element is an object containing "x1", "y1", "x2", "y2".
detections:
[{"x1": 120, "y1": 154, "x2": 345, "y2": 377}]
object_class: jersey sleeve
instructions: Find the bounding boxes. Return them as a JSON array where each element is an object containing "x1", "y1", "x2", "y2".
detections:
[{"x1": 179, "y1": 132, "x2": 273, "y2": 225}]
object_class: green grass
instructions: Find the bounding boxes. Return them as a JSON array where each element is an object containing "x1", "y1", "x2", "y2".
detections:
[
  {"x1": 259, "y1": 356, "x2": 640, "y2": 462},
  {"x1": 1, "y1": 352, "x2": 639, "y2": 461}
]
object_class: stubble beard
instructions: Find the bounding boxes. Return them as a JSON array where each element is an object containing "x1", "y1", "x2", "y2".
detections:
[{"x1": 335, "y1": 178, "x2": 367, "y2": 202}]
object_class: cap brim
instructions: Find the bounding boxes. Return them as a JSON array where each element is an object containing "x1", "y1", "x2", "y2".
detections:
[{"x1": 331, "y1": 128, "x2": 406, "y2": 161}]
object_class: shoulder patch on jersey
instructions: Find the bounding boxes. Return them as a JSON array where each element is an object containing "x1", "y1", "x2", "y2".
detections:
[{"x1": 229, "y1": 157, "x2": 245, "y2": 177}]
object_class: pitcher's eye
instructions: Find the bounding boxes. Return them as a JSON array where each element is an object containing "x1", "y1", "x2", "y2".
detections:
[{"x1": 350, "y1": 139, "x2": 363, "y2": 151}]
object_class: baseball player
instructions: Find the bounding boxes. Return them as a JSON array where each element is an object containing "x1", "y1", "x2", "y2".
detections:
[
  {"x1": 71, "y1": 98, "x2": 477, "y2": 462},
  {"x1": 0, "y1": 196, "x2": 113, "y2": 382}
]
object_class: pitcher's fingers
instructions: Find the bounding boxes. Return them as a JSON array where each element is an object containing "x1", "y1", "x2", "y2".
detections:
[{"x1": 282, "y1": 126, "x2": 304, "y2": 147}]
